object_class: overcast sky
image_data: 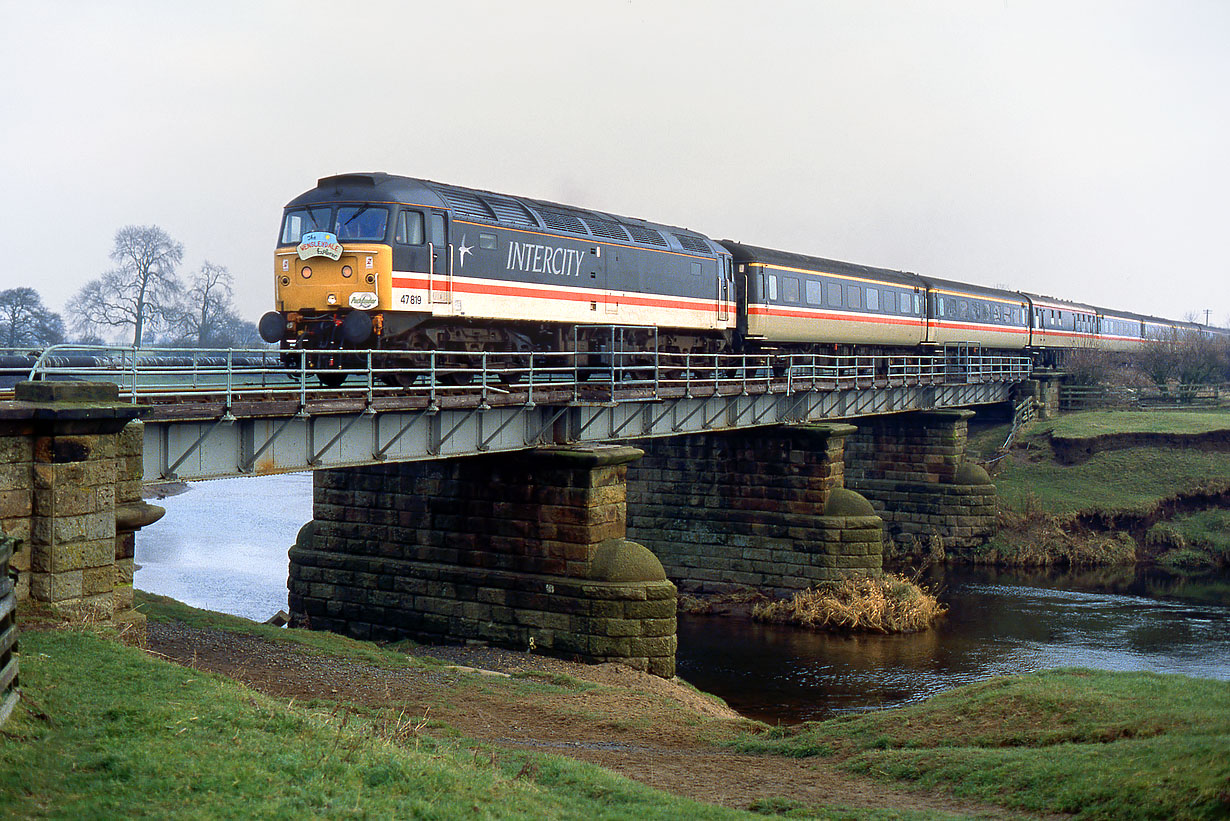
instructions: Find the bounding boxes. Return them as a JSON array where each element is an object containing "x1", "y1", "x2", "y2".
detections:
[{"x1": 3, "y1": 0, "x2": 1227, "y2": 329}]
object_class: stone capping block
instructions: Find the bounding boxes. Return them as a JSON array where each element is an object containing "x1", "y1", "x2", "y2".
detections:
[
  {"x1": 530, "y1": 445, "x2": 644, "y2": 468},
  {"x1": 780, "y1": 422, "x2": 859, "y2": 443},
  {"x1": 7, "y1": 381, "x2": 139, "y2": 432}
]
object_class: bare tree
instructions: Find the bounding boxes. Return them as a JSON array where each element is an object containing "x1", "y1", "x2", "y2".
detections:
[
  {"x1": 165, "y1": 261, "x2": 264, "y2": 348},
  {"x1": 0, "y1": 287, "x2": 65, "y2": 347},
  {"x1": 68, "y1": 225, "x2": 184, "y2": 347},
  {"x1": 171, "y1": 261, "x2": 233, "y2": 346}
]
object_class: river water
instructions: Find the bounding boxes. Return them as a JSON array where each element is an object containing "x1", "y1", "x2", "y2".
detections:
[{"x1": 135, "y1": 476, "x2": 1230, "y2": 724}]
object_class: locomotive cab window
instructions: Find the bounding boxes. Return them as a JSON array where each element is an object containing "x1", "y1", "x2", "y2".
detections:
[
  {"x1": 335, "y1": 206, "x2": 389, "y2": 241},
  {"x1": 395, "y1": 211, "x2": 425, "y2": 245},
  {"x1": 281, "y1": 207, "x2": 332, "y2": 244}
]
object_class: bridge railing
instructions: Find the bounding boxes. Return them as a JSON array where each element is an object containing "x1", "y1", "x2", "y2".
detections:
[{"x1": 5, "y1": 344, "x2": 1033, "y2": 408}]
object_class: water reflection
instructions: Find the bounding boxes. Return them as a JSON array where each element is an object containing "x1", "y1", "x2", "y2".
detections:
[
  {"x1": 134, "y1": 477, "x2": 1230, "y2": 725},
  {"x1": 678, "y1": 565, "x2": 1230, "y2": 723}
]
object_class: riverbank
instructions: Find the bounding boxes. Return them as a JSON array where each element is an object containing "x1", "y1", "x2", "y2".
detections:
[
  {"x1": 967, "y1": 409, "x2": 1230, "y2": 570},
  {"x1": 3, "y1": 594, "x2": 1227, "y2": 819}
]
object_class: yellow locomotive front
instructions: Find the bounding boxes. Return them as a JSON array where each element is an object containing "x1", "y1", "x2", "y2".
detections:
[{"x1": 260, "y1": 204, "x2": 394, "y2": 350}]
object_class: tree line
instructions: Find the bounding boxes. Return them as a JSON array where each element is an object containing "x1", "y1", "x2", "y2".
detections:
[{"x1": 2, "y1": 225, "x2": 261, "y2": 350}]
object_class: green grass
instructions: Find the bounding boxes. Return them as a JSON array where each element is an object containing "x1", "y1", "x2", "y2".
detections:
[
  {"x1": 0, "y1": 628, "x2": 753, "y2": 820},
  {"x1": 731, "y1": 669, "x2": 1230, "y2": 820},
  {"x1": 135, "y1": 591, "x2": 446, "y2": 669},
  {"x1": 994, "y1": 447, "x2": 1230, "y2": 516},
  {"x1": 1146, "y1": 509, "x2": 1230, "y2": 571},
  {"x1": 1035, "y1": 409, "x2": 1230, "y2": 440}
]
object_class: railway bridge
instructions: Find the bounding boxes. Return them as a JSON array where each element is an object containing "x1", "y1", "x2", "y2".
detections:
[{"x1": 0, "y1": 344, "x2": 1057, "y2": 678}]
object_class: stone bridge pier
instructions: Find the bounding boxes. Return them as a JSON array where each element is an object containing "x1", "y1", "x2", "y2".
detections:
[
  {"x1": 844, "y1": 410, "x2": 996, "y2": 561},
  {"x1": 1, "y1": 382, "x2": 163, "y2": 623},
  {"x1": 624, "y1": 424, "x2": 884, "y2": 596},
  {"x1": 288, "y1": 446, "x2": 679, "y2": 677}
]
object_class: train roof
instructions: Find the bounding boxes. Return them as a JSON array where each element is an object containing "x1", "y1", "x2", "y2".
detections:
[
  {"x1": 286, "y1": 173, "x2": 723, "y2": 255},
  {"x1": 718, "y1": 241, "x2": 923, "y2": 288},
  {"x1": 1017, "y1": 291, "x2": 1099, "y2": 313},
  {"x1": 915, "y1": 275, "x2": 1024, "y2": 303}
]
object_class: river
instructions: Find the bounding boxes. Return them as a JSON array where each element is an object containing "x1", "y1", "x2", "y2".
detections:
[{"x1": 135, "y1": 476, "x2": 1230, "y2": 723}]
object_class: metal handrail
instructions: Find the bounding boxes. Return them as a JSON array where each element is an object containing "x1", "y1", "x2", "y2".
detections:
[{"x1": 8, "y1": 343, "x2": 1034, "y2": 409}]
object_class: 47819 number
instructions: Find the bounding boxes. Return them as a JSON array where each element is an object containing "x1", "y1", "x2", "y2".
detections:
[{"x1": 399, "y1": 294, "x2": 423, "y2": 305}]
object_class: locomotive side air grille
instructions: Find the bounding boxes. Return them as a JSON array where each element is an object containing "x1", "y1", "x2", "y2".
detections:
[
  {"x1": 583, "y1": 218, "x2": 631, "y2": 241},
  {"x1": 673, "y1": 233, "x2": 712, "y2": 254},
  {"x1": 537, "y1": 210, "x2": 589, "y2": 235},
  {"x1": 484, "y1": 196, "x2": 538, "y2": 228},
  {"x1": 441, "y1": 191, "x2": 497, "y2": 222},
  {"x1": 625, "y1": 225, "x2": 667, "y2": 246}
]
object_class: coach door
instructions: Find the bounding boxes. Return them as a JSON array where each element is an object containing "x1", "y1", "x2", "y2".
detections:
[{"x1": 428, "y1": 211, "x2": 452, "y2": 304}]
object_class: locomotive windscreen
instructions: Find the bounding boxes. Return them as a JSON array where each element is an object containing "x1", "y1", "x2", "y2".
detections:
[{"x1": 279, "y1": 205, "x2": 390, "y2": 243}]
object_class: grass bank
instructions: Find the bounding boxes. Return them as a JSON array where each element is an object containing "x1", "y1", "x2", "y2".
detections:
[
  {"x1": 732, "y1": 668, "x2": 1230, "y2": 820},
  {"x1": 1039, "y1": 408, "x2": 1230, "y2": 439},
  {"x1": 965, "y1": 410, "x2": 1230, "y2": 569},
  {"x1": 0, "y1": 626, "x2": 748, "y2": 820}
]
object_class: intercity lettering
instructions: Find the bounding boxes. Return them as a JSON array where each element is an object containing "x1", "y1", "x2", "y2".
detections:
[{"x1": 506, "y1": 241, "x2": 585, "y2": 277}]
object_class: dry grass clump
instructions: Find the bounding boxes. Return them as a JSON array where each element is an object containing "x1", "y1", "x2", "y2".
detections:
[{"x1": 751, "y1": 574, "x2": 946, "y2": 634}]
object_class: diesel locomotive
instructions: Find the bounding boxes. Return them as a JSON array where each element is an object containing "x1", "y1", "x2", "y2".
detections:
[{"x1": 259, "y1": 173, "x2": 1224, "y2": 381}]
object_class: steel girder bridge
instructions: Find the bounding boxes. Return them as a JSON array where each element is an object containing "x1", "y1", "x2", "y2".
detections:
[{"x1": 2, "y1": 341, "x2": 1031, "y2": 481}]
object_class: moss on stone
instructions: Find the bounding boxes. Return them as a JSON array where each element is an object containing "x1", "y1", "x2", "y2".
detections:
[
  {"x1": 586, "y1": 539, "x2": 667, "y2": 582},
  {"x1": 823, "y1": 488, "x2": 876, "y2": 517},
  {"x1": 954, "y1": 462, "x2": 993, "y2": 485}
]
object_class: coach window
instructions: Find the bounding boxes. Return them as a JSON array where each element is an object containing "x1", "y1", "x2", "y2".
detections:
[
  {"x1": 899, "y1": 293, "x2": 911, "y2": 314},
  {"x1": 805, "y1": 280, "x2": 823, "y2": 306},
  {"x1": 783, "y1": 277, "x2": 800, "y2": 303},
  {"x1": 826, "y1": 282, "x2": 842, "y2": 307},
  {"x1": 866, "y1": 288, "x2": 879, "y2": 311},
  {"x1": 396, "y1": 211, "x2": 425, "y2": 245},
  {"x1": 845, "y1": 285, "x2": 861, "y2": 310},
  {"x1": 767, "y1": 274, "x2": 778, "y2": 301}
]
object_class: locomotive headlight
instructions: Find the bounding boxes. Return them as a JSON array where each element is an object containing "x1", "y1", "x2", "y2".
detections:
[
  {"x1": 280, "y1": 276, "x2": 291, "y2": 286},
  {"x1": 327, "y1": 293, "x2": 337, "y2": 305},
  {"x1": 341, "y1": 265, "x2": 353, "y2": 278},
  {"x1": 301, "y1": 266, "x2": 312, "y2": 279},
  {"x1": 365, "y1": 273, "x2": 375, "y2": 284}
]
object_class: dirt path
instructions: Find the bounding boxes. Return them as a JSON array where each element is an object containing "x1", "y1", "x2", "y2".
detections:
[{"x1": 147, "y1": 621, "x2": 1052, "y2": 819}]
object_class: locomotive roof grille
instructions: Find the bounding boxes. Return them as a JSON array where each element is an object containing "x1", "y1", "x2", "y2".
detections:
[
  {"x1": 484, "y1": 197, "x2": 538, "y2": 228},
  {"x1": 674, "y1": 233, "x2": 711, "y2": 254},
  {"x1": 537, "y1": 209, "x2": 589, "y2": 235},
  {"x1": 440, "y1": 190, "x2": 497, "y2": 222},
  {"x1": 625, "y1": 225, "x2": 667, "y2": 246},
  {"x1": 583, "y1": 217, "x2": 631, "y2": 241}
]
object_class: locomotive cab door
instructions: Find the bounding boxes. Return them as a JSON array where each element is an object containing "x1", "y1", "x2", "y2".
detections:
[
  {"x1": 717, "y1": 257, "x2": 731, "y2": 323},
  {"x1": 428, "y1": 211, "x2": 452, "y2": 304}
]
